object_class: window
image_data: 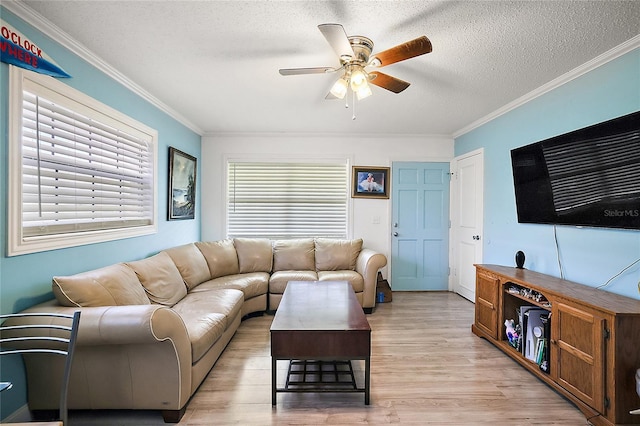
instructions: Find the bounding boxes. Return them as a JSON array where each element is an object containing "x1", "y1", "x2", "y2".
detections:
[
  {"x1": 227, "y1": 161, "x2": 348, "y2": 239},
  {"x1": 8, "y1": 67, "x2": 157, "y2": 256}
]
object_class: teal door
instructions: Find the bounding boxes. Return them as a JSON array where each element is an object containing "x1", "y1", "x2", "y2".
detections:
[{"x1": 391, "y1": 162, "x2": 450, "y2": 291}]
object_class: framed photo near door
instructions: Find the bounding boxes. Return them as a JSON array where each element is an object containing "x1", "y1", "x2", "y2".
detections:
[
  {"x1": 352, "y1": 166, "x2": 389, "y2": 199},
  {"x1": 168, "y1": 147, "x2": 197, "y2": 220}
]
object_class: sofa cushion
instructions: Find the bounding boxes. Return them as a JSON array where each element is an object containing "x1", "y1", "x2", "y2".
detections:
[
  {"x1": 234, "y1": 238, "x2": 273, "y2": 273},
  {"x1": 164, "y1": 243, "x2": 211, "y2": 290},
  {"x1": 269, "y1": 270, "x2": 319, "y2": 294},
  {"x1": 125, "y1": 251, "x2": 187, "y2": 306},
  {"x1": 192, "y1": 272, "x2": 270, "y2": 300},
  {"x1": 52, "y1": 264, "x2": 150, "y2": 307},
  {"x1": 317, "y1": 270, "x2": 365, "y2": 293},
  {"x1": 171, "y1": 289, "x2": 244, "y2": 363},
  {"x1": 315, "y1": 238, "x2": 363, "y2": 271},
  {"x1": 195, "y1": 240, "x2": 240, "y2": 279},
  {"x1": 272, "y1": 239, "x2": 315, "y2": 272}
]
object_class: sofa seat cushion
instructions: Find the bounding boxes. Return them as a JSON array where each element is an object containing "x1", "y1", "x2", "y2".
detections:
[
  {"x1": 191, "y1": 272, "x2": 269, "y2": 300},
  {"x1": 317, "y1": 270, "x2": 365, "y2": 293},
  {"x1": 125, "y1": 251, "x2": 187, "y2": 306},
  {"x1": 171, "y1": 289, "x2": 243, "y2": 363},
  {"x1": 272, "y1": 239, "x2": 315, "y2": 272},
  {"x1": 269, "y1": 270, "x2": 319, "y2": 294},
  {"x1": 164, "y1": 243, "x2": 211, "y2": 290},
  {"x1": 315, "y1": 238, "x2": 363, "y2": 271},
  {"x1": 52, "y1": 264, "x2": 150, "y2": 307}
]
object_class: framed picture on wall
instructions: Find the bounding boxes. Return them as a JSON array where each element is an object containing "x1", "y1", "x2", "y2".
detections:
[
  {"x1": 352, "y1": 166, "x2": 390, "y2": 199},
  {"x1": 168, "y1": 147, "x2": 197, "y2": 220}
]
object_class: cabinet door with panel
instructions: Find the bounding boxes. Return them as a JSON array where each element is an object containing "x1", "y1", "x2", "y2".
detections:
[
  {"x1": 551, "y1": 300, "x2": 606, "y2": 413},
  {"x1": 474, "y1": 270, "x2": 500, "y2": 339}
]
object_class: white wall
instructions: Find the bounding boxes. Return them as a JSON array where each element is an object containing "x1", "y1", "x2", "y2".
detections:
[{"x1": 201, "y1": 133, "x2": 454, "y2": 266}]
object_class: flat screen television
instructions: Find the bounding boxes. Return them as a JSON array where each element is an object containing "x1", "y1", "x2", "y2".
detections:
[{"x1": 510, "y1": 110, "x2": 640, "y2": 230}]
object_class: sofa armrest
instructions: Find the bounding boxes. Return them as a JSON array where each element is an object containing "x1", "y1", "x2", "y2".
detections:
[
  {"x1": 22, "y1": 302, "x2": 190, "y2": 348},
  {"x1": 17, "y1": 300, "x2": 193, "y2": 411},
  {"x1": 355, "y1": 249, "x2": 388, "y2": 309}
]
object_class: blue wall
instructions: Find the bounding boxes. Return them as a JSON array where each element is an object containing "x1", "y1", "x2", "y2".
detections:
[
  {"x1": 455, "y1": 49, "x2": 640, "y2": 300},
  {"x1": 0, "y1": 8, "x2": 201, "y2": 419}
]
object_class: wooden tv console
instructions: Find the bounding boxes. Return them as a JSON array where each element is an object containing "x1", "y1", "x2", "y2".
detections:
[{"x1": 472, "y1": 264, "x2": 640, "y2": 426}]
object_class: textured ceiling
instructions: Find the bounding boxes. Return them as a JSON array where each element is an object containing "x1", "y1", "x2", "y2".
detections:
[{"x1": 14, "y1": 0, "x2": 640, "y2": 136}]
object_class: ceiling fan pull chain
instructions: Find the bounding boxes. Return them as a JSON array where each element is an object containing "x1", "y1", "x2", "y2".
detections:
[{"x1": 352, "y1": 89, "x2": 357, "y2": 120}]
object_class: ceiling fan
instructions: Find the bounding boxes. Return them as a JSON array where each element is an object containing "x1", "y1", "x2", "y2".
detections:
[{"x1": 279, "y1": 24, "x2": 432, "y2": 101}]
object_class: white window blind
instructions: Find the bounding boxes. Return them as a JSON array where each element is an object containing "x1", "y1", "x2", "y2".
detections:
[
  {"x1": 227, "y1": 161, "x2": 348, "y2": 239},
  {"x1": 9, "y1": 68, "x2": 157, "y2": 256}
]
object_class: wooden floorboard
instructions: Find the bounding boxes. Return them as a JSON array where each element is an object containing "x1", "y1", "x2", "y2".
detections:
[{"x1": 67, "y1": 292, "x2": 588, "y2": 425}]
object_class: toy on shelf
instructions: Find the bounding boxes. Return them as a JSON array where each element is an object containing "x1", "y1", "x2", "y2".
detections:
[{"x1": 504, "y1": 319, "x2": 520, "y2": 350}]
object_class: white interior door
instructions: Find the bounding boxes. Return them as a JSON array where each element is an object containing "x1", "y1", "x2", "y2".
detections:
[{"x1": 450, "y1": 149, "x2": 484, "y2": 301}]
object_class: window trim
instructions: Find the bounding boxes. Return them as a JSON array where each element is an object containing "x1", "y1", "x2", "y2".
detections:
[
  {"x1": 8, "y1": 66, "x2": 158, "y2": 256},
  {"x1": 224, "y1": 156, "x2": 352, "y2": 240}
]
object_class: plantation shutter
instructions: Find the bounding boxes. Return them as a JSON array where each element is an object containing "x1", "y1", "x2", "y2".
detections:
[
  {"x1": 21, "y1": 87, "x2": 154, "y2": 238},
  {"x1": 227, "y1": 162, "x2": 348, "y2": 239}
]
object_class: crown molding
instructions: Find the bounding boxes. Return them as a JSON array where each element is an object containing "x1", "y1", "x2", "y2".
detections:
[
  {"x1": 453, "y1": 34, "x2": 640, "y2": 139},
  {"x1": 203, "y1": 131, "x2": 453, "y2": 140},
  {"x1": 3, "y1": 0, "x2": 204, "y2": 135}
]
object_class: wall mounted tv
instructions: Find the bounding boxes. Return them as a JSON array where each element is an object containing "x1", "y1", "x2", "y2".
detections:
[{"x1": 510, "y1": 110, "x2": 640, "y2": 230}]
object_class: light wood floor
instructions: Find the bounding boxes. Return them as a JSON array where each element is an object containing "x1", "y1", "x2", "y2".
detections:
[{"x1": 69, "y1": 292, "x2": 588, "y2": 425}]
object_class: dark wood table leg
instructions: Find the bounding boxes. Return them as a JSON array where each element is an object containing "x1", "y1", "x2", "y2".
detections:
[
  {"x1": 272, "y1": 356, "x2": 277, "y2": 405},
  {"x1": 364, "y1": 356, "x2": 370, "y2": 405}
]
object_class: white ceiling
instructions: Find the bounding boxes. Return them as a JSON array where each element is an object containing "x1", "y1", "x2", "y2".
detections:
[{"x1": 14, "y1": 0, "x2": 640, "y2": 136}]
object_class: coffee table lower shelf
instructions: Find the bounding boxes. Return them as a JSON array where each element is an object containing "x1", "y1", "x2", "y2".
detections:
[{"x1": 272, "y1": 358, "x2": 370, "y2": 404}]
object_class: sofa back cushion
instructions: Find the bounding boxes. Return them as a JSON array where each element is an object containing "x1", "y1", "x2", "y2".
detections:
[
  {"x1": 195, "y1": 239, "x2": 240, "y2": 279},
  {"x1": 53, "y1": 264, "x2": 150, "y2": 307},
  {"x1": 234, "y1": 238, "x2": 273, "y2": 273},
  {"x1": 125, "y1": 251, "x2": 187, "y2": 306},
  {"x1": 315, "y1": 238, "x2": 363, "y2": 271},
  {"x1": 272, "y1": 238, "x2": 315, "y2": 272},
  {"x1": 164, "y1": 243, "x2": 212, "y2": 290}
]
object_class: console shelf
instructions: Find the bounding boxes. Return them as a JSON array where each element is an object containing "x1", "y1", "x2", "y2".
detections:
[{"x1": 472, "y1": 264, "x2": 640, "y2": 426}]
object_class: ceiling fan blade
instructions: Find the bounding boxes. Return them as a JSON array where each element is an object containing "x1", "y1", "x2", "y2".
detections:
[
  {"x1": 370, "y1": 36, "x2": 432, "y2": 67},
  {"x1": 318, "y1": 23, "x2": 354, "y2": 59},
  {"x1": 368, "y1": 71, "x2": 411, "y2": 93},
  {"x1": 279, "y1": 67, "x2": 336, "y2": 76}
]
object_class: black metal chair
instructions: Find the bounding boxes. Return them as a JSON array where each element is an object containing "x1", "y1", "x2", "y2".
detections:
[{"x1": 0, "y1": 311, "x2": 81, "y2": 425}]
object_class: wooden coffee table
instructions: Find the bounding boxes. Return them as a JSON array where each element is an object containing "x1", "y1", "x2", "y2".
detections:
[{"x1": 270, "y1": 281, "x2": 371, "y2": 405}]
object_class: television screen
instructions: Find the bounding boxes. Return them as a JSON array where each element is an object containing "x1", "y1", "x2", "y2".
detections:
[{"x1": 511, "y1": 110, "x2": 640, "y2": 230}]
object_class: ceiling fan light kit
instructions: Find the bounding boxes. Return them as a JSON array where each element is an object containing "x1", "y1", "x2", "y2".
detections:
[
  {"x1": 330, "y1": 76, "x2": 349, "y2": 99},
  {"x1": 279, "y1": 23, "x2": 432, "y2": 115}
]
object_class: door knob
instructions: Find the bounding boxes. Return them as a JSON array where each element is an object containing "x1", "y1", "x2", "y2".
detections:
[{"x1": 393, "y1": 232, "x2": 398, "y2": 237}]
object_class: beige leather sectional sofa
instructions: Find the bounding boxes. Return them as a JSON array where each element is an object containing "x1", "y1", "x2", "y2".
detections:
[{"x1": 10, "y1": 238, "x2": 386, "y2": 422}]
